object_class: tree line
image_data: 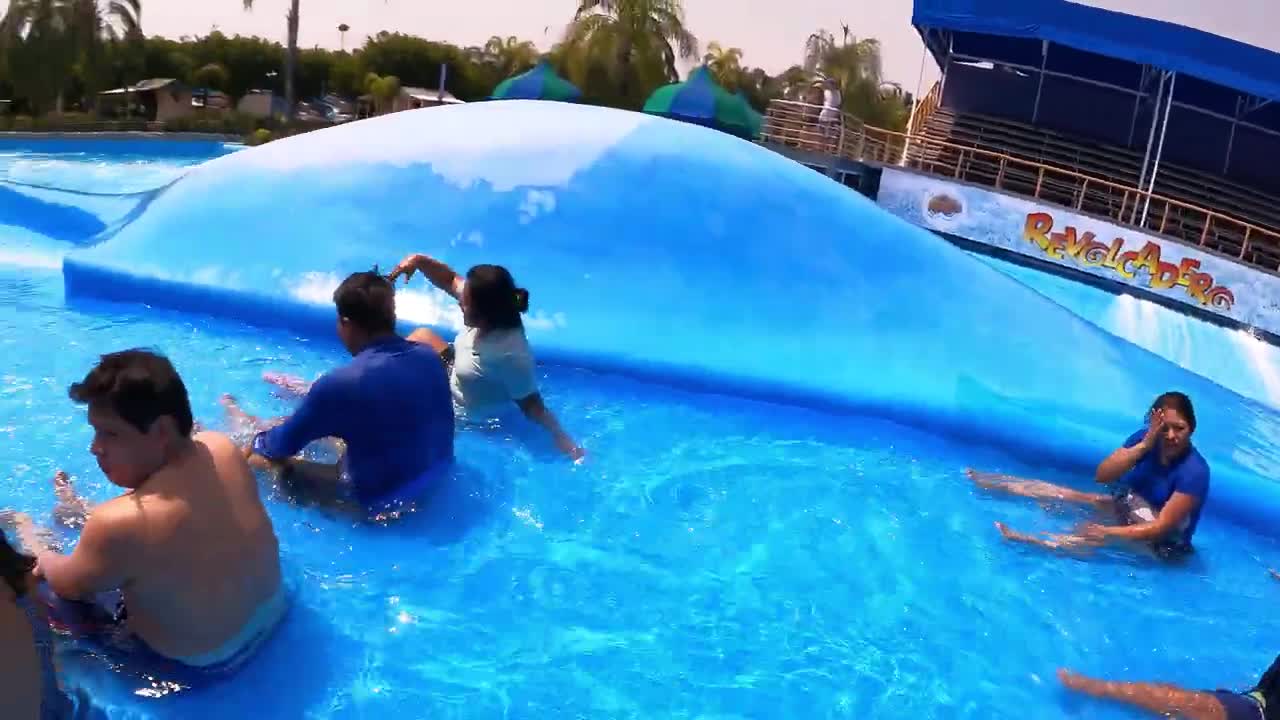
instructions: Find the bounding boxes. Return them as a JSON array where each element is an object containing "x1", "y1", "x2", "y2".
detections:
[{"x1": 0, "y1": 0, "x2": 910, "y2": 130}]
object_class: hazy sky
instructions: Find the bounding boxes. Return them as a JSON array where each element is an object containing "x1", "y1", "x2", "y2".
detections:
[{"x1": 141, "y1": 0, "x2": 1278, "y2": 95}]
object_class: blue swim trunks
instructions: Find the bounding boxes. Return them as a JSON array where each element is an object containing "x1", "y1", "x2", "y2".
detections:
[
  {"x1": 1213, "y1": 691, "x2": 1265, "y2": 720},
  {"x1": 36, "y1": 584, "x2": 287, "y2": 683}
]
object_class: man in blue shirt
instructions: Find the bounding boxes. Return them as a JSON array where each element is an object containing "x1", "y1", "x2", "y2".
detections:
[{"x1": 232, "y1": 271, "x2": 454, "y2": 509}]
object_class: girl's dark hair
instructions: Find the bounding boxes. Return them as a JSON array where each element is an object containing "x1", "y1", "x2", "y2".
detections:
[
  {"x1": 466, "y1": 264, "x2": 528, "y2": 331},
  {"x1": 1151, "y1": 391, "x2": 1196, "y2": 432},
  {"x1": 0, "y1": 533, "x2": 35, "y2": 598}
]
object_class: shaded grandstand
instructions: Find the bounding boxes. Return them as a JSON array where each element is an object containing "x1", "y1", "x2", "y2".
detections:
[{"x1": 760, "y1": 0, "x2": 1280, "y2": 271}]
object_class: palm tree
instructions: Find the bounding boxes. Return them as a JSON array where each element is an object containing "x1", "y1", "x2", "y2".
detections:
[
  {"x1": 243, "y1": 0, "x2": 298, "y2": 120},
  {"x1": 337, "y1": 22, "x2": 347, "y2": 51},
  {"x1": 0, "y1": 0, "x2": 141, "y2": 112},
  {"x1": 777, "y1": 64, "x2": 810, "y2": 99},
  {"x1": 802, "y1": 30, "x2": 833, "y2": 74},
  {"x1": 563, "y1": 0, "x2": 697, "y2": 104},
  {"x1": 363, "y1": 71, "x2": 399, "y2": 114},
  {"x1": 702, "y1": 41, "x2": 742, "y2": 91},
  {"x1": 484, "y1": 34, "x2": 537, "y2": 78}
]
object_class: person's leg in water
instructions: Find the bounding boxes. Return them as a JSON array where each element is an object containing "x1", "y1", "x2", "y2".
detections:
[
  {"x1": 991, "y1": 522, "x2": 1101, "y2": 553},
  {"x1": 219, "y1": 395, "x2": 353, "y2": 511},
  {"x1": 967, "y1": 469, "x2": 1118, "y2": 550},
  {"x1": 1058, "y1": 669, "x2": 1244, "y2": 720},
  {"x1": 966, "y1": 469, "x2": 1113, "y2": 507},
  {"x1": 51, "y1": 470, "x2": 94, "y2": 530},
  {"x1": 262, "y1": 372, "x2": 312, "y2": 399}
]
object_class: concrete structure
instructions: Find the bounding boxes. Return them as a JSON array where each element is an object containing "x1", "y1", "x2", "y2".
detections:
[{"x1": 98, "y1": 79, "x2": 193, "y2": 122}]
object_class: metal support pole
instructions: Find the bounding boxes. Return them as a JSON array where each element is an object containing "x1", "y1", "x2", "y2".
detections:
[
  {"x1": 1132, "y1": 70, "x2": 1166, "y2": 224},
  {"x1": 1140, "y1": 71, "x2": 1177, "y2": 227},
  {"x1": 937, "y1": 33, "x2": 953, "y2": 107},
  {"x1": 1032, "y1": 40, "x2": 1049, "y2": 123},
  {"x1": 1127, "y1": 65, "x2": 1147, "y2": 146},
  {"x1": 1224, "y1": 96, "x2": 1240, "y2": 175}
]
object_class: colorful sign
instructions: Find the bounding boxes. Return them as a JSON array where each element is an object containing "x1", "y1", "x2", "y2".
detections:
[{"x1": 876, "y1": 168, "x2": 1280, "y2": 335}]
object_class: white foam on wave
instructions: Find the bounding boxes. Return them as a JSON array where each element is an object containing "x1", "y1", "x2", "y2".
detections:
[
  {"x1": 286, "y1": 271, "x2": 464, "y2": 331},
  {"x1": 191, "y1": 101, "x2": 653, "y2": 192},
  {"x1": 0, "y1": 247, "x2": 62, "y2": 270},
  {"x1": 285, "y1": 270, "x2": 570, "y2": 335}
]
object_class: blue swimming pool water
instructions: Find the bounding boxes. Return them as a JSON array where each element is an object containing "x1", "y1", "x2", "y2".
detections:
[{"x1": 2, "y1": 140, "x2": 1279, "y2": 719}]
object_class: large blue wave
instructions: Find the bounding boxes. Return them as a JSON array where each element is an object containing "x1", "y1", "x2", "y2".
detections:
[{"x1": 60, "y1": 100, "x2": 1280, "y2": 533}]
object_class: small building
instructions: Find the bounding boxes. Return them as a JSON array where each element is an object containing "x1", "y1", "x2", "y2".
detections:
[
  {"x1": 98, "y1": 79, "x2": 193, "y2": 122},
  {"x1": 191, "y1": 89, "x2": 231, "y2": 112},
  {"x1": 236, "y1": 89, "x2": 289, "y2": 119},
  {"x1": 393, "y1": 87, "x2": 465, "y2": 112}
]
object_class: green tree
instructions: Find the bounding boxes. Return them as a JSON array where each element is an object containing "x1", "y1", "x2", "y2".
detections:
[
  {"x1": 192, "y1": 61, "x2": 228, "y2": 90},
  {"x1": 737, "y1": 66, "x2": 781, "y2": 113},
  {"x1": 242, "y1": 0, "x2": 296, "y2": 120},
  {"x1": 1, "y1": 0, "x2": 143, "y2": 111},
  {"x1": 563, "y1": 0, "x2": 697, "y2": 107},
  {"x1": 702, "y1": 41, "x2": 742, "y2": 91},
  {"x1": 362, "y1": 71, "x2": 399, "y2": 114},
  {"x1": 1, "y1": 0, "x2": 76, "y2": 113},
  {"x1": 327, "y1": 49, "x2": 363, "y2": 97},
  {"x1": 359, "y1": 32, "x2": 488, "y2": 100},
  {"x1": 776, "y1": 64, "x2": 809, "y2": 99},
  {"x1": 483, "y1": 34, "x2": 537, "y2": 78},
  {"x1": 798, "y1": 27, "x2": 909, "y2": 131}
]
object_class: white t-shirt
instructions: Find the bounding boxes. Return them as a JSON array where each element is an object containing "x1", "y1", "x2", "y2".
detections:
[
  {"x1": 819, "y1": 87, "x2": 842, "y2": 123},
  {"x1": 450, "y1": 326, "x2": 539, "y2": 415}
]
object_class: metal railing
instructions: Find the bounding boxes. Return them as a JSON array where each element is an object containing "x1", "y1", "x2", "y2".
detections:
[{"x1": 758, "y1": 99, "x2": 1280, "y2": 270}]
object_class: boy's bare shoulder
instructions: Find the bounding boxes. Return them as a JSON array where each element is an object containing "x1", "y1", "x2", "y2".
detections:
[{"x1": 193, "y1": 431, "x2": 239, "y2": 457}]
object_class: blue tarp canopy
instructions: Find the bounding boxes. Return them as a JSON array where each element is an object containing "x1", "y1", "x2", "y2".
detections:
[
  {"x1": 914, "y1": 0, "x2": 1280, "y2": 107},
  {"x1": 912, "y1": 0, "x2": 1280, "y2": 193}
]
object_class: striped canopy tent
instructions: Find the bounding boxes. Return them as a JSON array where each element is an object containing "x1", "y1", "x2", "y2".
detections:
[
  {"x1": 490, "y1": 60, "x2": 582, "y2": 102},
  {"x1": 642, "y1": 66, "x2": 762, "y2": 140}
]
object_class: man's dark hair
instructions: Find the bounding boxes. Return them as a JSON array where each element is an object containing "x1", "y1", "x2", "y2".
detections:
[
  {"x1": 333, "y1": 270, "x2": 396, "y2": 334},
  {"x1": 68, "y1": 349, "x2": 194, "y2": 437}
]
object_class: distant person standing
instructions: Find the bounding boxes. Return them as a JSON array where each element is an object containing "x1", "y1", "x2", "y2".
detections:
[{"x1": 817, "y1": 77, "x2": 843, "y2": 152}]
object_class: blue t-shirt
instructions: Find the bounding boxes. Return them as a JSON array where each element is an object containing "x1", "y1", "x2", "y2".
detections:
[
  {"x1": 253, "y1": 335, "x2": 454, "y2": 506},
  {"x1": 1120, "y1": 429, "x2": 1210, "y2": 547}
]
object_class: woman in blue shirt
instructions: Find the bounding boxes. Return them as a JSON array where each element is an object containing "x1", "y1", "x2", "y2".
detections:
[{"x1": 967, "y1": 391, "x2": 1209, "y2": 557}]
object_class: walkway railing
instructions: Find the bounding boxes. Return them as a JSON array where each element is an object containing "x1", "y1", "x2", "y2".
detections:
[{"x1": 759, "y1": 99, "x2": 1280, "y2": 270}]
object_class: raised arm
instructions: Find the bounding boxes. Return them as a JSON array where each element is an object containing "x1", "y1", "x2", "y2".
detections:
[
  {"x1": 1096, "y1": 412, "x2": 1164, "y2": 484},
  {"x1": 388, "y1": 253, "x2": 465, "y2": 301}
]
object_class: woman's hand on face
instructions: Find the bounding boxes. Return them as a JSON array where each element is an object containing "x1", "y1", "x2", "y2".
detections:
[{"x1": 1140, "y1": 409, "x2": 1167, "y2": 451}]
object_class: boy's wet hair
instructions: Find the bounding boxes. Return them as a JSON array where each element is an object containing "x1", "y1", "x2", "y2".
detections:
[{"x1": 69, "y1": 349, "x2": 194, "y2": 437}]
